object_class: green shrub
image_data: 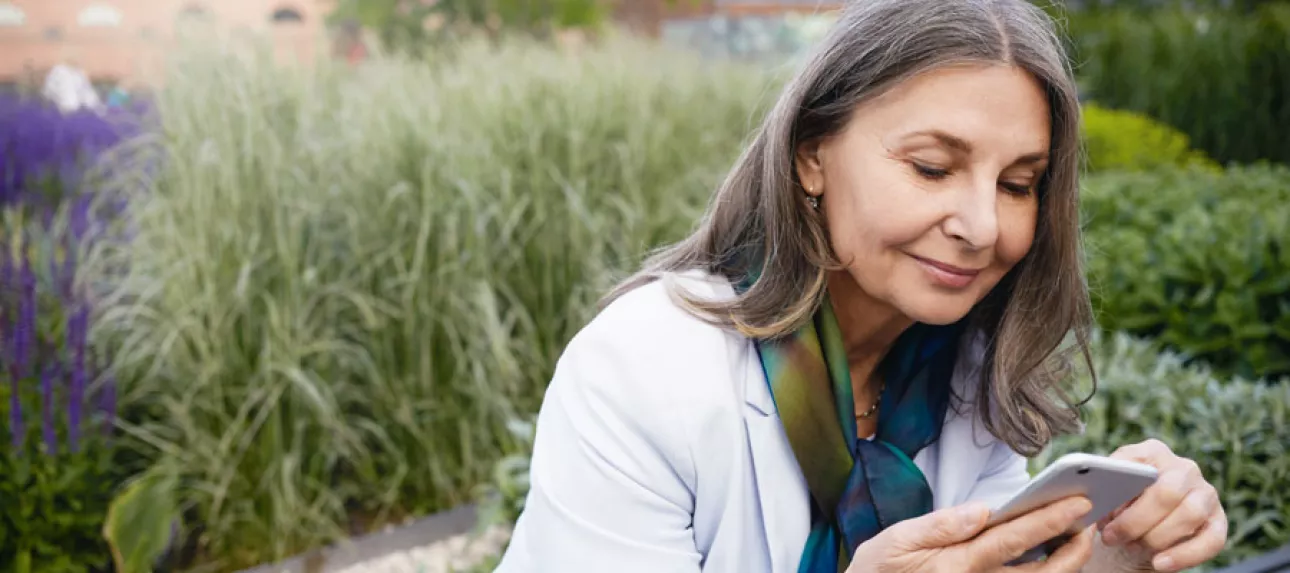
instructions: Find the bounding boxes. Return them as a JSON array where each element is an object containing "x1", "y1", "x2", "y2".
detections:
[
  {"x1": 0, "y1": 213, "x2": 138, "y2": 573},
  {"x1": 1034, "y1": 332, "x2": 1290, "y2": 571},
  {"x1": 1082, "y1": 165, "x2": 1290, "y2": 380},
  {"x1": 1068, "y1": 6, "x2": 1290, "y2": 165},
  {"x1": 88, "y1": 36, "x2": 769, "y2": 569},
  {"x1": 1080, "y1": 103, "x2": 1217, "y2": 173},
  {"x1": 1049, "y1": 0, "x2": 1283, "y2": 14}
]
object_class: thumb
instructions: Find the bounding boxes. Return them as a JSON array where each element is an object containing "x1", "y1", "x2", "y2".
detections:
[{"x1": 893, "y1": 503, "x2": 991, "y2": 550}]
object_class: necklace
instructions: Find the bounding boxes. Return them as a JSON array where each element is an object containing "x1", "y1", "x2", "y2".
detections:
[{"x1": 856, "y1": 380, "x2": 885, "y2": 420}]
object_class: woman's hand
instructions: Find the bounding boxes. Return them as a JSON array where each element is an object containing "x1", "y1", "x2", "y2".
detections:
[
  {"x1": 1097, "y1": 439, "x2": 1228, "y2": 572},
  {"x1": 847, "y1": 496, "x2": 1095, "y2": 572}
]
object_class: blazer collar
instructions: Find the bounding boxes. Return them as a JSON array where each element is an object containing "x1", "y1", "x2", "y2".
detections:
[{"x1": 742, "y1": 340, "x2": 809, "y2": 572}]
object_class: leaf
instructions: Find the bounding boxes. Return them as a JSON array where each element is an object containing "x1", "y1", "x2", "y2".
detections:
[
  {"x1": 15, "y1": 549, "x2": 31, "y2": 573},
  {"x1": 102, "y1": 461, "x2": 180, "y2": 573},
  {"x1": 11, "y1": 457, "x2": 31, "y2": 488}
]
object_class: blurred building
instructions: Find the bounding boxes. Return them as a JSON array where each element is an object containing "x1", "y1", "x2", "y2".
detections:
[
  {"x1": 614, "y1": 0, "x2": 843, "y2": 37},
  {"x1": 0, "y1": 0, "x2": 332, "y2": 88},
  {"x1": 0, "y1": 1, "x2": 843, "y2": 89},
  {"x1": 615, "y1": 0, "x2": 843, "y2": 61}
]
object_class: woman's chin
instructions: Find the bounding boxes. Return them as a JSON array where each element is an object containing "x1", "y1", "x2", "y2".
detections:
[{"x1": 898, "y1": 296, "x2": 977, "y2": 326}]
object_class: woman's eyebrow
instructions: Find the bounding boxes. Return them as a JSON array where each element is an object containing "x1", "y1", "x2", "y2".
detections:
[
  {"x1": 898, "y1": 129, "x2": 1050, "y2": 165},
  {"x1": 898, "y1": 130, "x2": 973, "y2": 154},
  {"x1": 1013, "y1": 152, "x2": 1050, "y2": 166}
]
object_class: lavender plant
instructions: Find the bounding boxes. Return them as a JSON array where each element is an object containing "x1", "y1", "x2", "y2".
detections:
[{"x1": 0, "y1": 94, "x2": 143, "y2": 572}]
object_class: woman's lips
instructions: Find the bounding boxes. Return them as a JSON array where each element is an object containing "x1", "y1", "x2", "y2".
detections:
[{"x1": 910, "y1": 255, "x2": 982, "y2": 289}]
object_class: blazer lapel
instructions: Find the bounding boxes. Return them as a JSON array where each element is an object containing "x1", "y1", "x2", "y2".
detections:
[{"x1": 743, "y1": 350, "x2": 811, "y2": 573}]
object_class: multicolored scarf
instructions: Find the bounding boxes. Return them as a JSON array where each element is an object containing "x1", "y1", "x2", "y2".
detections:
[{"x1": 752, "y1": 294, "x2": 962, "y2": 573}]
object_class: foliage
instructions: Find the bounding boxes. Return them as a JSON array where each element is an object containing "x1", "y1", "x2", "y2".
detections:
[
  {"x1": 1067, "y1": 5, "x2": 1290, "y2": 165},
  {"x1": 0, "y1": 96, "x2": 140, "y2": 572},
  {"x1": 327, "y1": 0, "x2": 618, "y2": 57},
  {"x1": 1055, "y1": 0, "x2": 1285, "y2": 13},
  {"x1": 103, "y1": 460, "x2": 179, "y2": 573},
  {"x1": 1080, "y1": 103, "x2": 1217, "y2": 173},
  {"x1": 474, "y1": 416, "x2": 535, "y2": 529},
  {"x1": 1034, "y1": 332, "x2": 1290, "y2": 571},
  {"x1": 0, "y1": 440, "x2": 123, "y2": 573},
  {"x1": 1081, "y1": 165, "x2": 1290, "y2": 380},
  {"x1": 88, "y1": 36, "x2": 769, "y2": 569}
]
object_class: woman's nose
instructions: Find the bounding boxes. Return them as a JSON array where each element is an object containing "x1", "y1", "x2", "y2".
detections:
[{"x1": 941, "y1": 178, "x2": 1000, "y2": 250}]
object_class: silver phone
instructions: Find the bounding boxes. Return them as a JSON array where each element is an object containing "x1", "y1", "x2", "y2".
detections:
[{"x1": 985, "y1": 452, "x2": 1159, "y2": 563}]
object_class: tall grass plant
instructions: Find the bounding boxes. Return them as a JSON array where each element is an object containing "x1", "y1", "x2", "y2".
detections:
[{"x1": 89, "y1": 35, "x2": 773, "y2": 567}]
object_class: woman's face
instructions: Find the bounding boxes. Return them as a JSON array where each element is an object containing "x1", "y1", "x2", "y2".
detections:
[{"x1": 796, "y1": 64, "x2": 1050, "y2": 326}]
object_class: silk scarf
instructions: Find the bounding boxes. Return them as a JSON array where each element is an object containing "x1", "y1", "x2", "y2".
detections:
[{"x1": 751, "y1": 293, "x2": 962, "y2": 573}]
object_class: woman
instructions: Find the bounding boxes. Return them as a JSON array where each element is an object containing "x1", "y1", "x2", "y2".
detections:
[{"x1": 495, "y1": 1, "x2": 1227, "y2": 572}]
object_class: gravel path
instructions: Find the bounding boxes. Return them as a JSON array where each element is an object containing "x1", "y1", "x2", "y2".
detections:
[{"x1": 333, "y1": 525, "x2": 511, "y2": 573}]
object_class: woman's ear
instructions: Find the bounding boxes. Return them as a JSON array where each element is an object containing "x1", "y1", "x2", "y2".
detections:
[{"x1": 795, "y1": 139, "x2": 825, "y2": 196}]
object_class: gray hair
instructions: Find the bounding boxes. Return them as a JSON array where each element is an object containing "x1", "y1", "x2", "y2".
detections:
[{"x1": 604, "y1": 0, "x2": 1093, "y2": 456}]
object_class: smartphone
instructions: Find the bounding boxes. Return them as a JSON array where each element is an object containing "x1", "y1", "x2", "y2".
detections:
[{"x1": 984, "y1": 453, "x2": 1159, "y2": 563}]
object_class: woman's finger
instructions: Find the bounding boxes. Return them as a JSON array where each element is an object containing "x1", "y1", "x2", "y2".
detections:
[
  {"x1": 1139, "y1": 486, "x2": 1219, "y2": 552},
  {"x1": 889, "y1": 502, "x2": 992, "y2": 551},
  {"x1": 1101, "y1": 468, "x2": 1190, "y2": 546},
  {"x1": 966, "y1": 496, "x2": 1091, "y2": 570},
  {"x1": 1149, "y1": 514, "x2": 1230, "y2": 573},
  {"x1": 1109, "y1": 439, "x2": 1174, "y2": 467},
  {"x1": 1009, "y1": 525, "x2": 1095, "y2": 572}
]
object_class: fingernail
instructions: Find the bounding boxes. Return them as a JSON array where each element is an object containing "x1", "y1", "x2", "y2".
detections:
[
  {"x1": 1101, "y1": 528, "x2": 1121, "y2": 546},
  {"x1": 1154, "y1": 555, "x2": 1176, "y2": 571}
]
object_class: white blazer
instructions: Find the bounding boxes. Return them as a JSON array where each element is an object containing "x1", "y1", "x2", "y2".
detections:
[{"x1": 495, "y1": 271, "x2": 1032, "y2": 573}]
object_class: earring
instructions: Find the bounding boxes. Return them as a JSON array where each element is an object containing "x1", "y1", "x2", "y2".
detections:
[{"x1": 808, "y1": 195, "x2": 820, "y2": 210}]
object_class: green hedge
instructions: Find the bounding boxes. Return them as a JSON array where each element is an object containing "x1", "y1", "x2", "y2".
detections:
[
  {"x1": 1034, "y1": 332, "x2": 1290, "y2": 571},
  {"x1": 1080, "y1": 103, "x2": 1217, "y2": 173},
  {"x1": 1068, "y1": 5, "x2": 1290, "y2": 165},
  {"x1": 1082, "y1": 165, "x2": 1290, "y2": 380}
]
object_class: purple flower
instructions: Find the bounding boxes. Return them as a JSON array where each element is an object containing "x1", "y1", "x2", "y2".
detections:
[
  {"x1": 0, "y1": 237, "x2": 11, "y2": 287},
  {"x1": 67, "y1": 304, "x2": 89, "y2": 452},
  {"x1": 12, "y1": 242, "x2": 35, "y2": 381},
  {"x1": 40, "y1": 361, "x2": 59, "y2": 456},
  {"x1": 1, "y1": 237, "x2": 11, "y2": 349},
  {"x1": 0, "y1": 94, "x2": 145, "y2": 456},
  {"x1": 0, "y1": 93, "x2": 145, "y2": 210},
  {"x1": 70, "y1": 193, "x2": 92, "y2": 241}
]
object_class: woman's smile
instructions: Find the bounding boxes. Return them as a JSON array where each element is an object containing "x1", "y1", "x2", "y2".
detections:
[{"x1": 907, "y1": 254, "x2": 983, "y2": 290}]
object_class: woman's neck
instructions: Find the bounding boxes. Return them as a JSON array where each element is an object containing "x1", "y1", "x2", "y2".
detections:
[{"x1": 826, "y1": 271, "x2": 914, "y2": 380}]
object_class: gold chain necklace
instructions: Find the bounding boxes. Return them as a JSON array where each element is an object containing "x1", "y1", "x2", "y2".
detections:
[{"x1": 856, "y1": 379, "x2": 885, "y2": 420}]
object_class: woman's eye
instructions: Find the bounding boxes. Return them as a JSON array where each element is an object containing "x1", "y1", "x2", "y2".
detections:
[
  {"x1": 1000, "y1": 182, "x2": 1034, "y2": 196},
  {"x1": 912, "y1": 163, "x2": 949, "y2": 179}
]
